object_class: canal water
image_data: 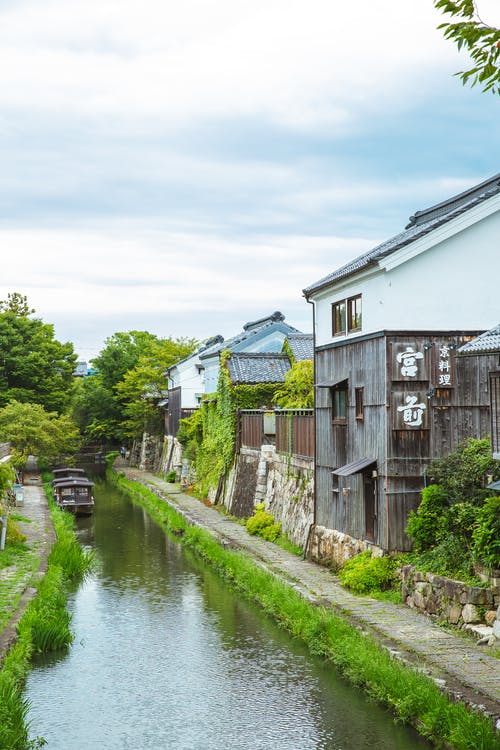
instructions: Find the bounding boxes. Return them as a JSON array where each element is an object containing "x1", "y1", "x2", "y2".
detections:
[{"x1": 25, "y1": 479, "x2": 431, "y2": 749}]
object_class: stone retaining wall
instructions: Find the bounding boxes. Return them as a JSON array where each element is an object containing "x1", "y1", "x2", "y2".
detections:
[
  {"x1": 308, "y1": 524, "x2": 383, "y2": 568},
  {"x1": 223, "y1": 446, "x2": 314, "y2": 549},
  {"x1": 401, "y1": 565, "x2": 500, "y2": 631}
]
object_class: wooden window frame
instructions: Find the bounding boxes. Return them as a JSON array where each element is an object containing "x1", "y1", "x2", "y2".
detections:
[
  {"x1": 355, "y1": 387, "x2": 364, "y2": 420},
  {"x1": 332, "y1": 382, "x2": 348, "y2": 423},
  {"x1": 347, "y1": 295, "x2": 362, "y2": 333},
  {"x1": 331, "y1": 295, "x2": 362, "y2": 337},
  {"x1": 332, "y1": 300, "x2": 346, "y2": 337}
]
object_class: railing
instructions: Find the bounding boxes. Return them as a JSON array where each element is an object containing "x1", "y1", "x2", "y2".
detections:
[
  {"x1": 238, "y1": 409, "x2": 314, "y2": 458},
  {"x1": 165, "y1": 407, "x2": 198, "y2": 437},
  {"x1": 276, "y1": 410, "x2": 314, "y2": 458},
  {"x1": 239, "y1": 410, "x2": 265, "y2": 450}
]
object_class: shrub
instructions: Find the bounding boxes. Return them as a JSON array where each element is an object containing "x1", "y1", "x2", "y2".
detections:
[
  {"x1": 246, "y1": 503, "x2": 282, "y2": 542},
  {"x1": 6, "y1": 517, "x2": 27, "y2": 545},
  {"x1": 472, "y1": 496, "x2": 500, "y2": 571},
  {"x1": 339, "y1": 551, "x2": 397, "y2": 594},
  {"x1": 405, "y1": 484, "x2": 448, "y2": 552},
  {"x1": 427, "y1": 437, "x2": 500, "y2": 506},
  {"x1": 410, "y1": 536, "x2": 475, "y2": 582},
  {"x1": 165, "y1": 470, "x2": 177, "y2": 483}
]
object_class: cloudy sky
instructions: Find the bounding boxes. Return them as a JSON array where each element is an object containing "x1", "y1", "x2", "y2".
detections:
[{"x1": 1, "y1": 0, "x2": 499, "y2": 361}]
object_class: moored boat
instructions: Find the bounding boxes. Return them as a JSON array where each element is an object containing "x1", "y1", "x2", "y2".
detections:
[{"x1": 52, "y1": 471, "x2": 95, "y2": 515}]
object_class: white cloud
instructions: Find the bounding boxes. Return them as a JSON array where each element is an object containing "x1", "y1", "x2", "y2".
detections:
[{"x1": 0, "y1": 0, "x2": 459, "y2": 131}]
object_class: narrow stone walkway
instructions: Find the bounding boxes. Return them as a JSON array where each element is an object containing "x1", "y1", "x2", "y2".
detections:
[
  {"x1": 0, "y1": 476, "x2": 55, "y2": 663},
  {"x1": 120, "y1": 467, "x2": 500, "y2": 723}
]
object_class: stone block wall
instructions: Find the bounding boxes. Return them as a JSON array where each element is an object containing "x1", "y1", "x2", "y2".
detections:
[
  {"x1": 308, "y1": 525, "x2": 383, "y2": 569},
  {"x1": 223, "y1": 445, "x2": 314, "y2": 550},
  {"x1": 401, "y1": 565, "x2": 500, "y2": 630}
]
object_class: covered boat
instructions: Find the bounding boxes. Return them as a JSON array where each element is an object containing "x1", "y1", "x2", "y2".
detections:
[{"x1": 53, "y1": 476, "x2": 95, "y2": 515}]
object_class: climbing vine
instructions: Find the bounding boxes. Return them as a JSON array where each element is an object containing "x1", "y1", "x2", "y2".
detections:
[{"x1": 178, "y1": 350, "x2": 284, "y2": 495}]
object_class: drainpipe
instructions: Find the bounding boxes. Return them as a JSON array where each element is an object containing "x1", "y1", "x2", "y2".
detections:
[{"x1": 303, "y1": 293, "x2": 316, "y2": 559}]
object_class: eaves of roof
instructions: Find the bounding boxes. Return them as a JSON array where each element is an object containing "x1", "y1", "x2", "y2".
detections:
[
  {"x1": 303, "y1": 173, "x2": 500, "y2": 298},
  {"x1": 199, "y1": 320, "x2": 299, "y2": 360},
  {"x1": 457, "y1": 323, "x2": 500, "y2": 355}
]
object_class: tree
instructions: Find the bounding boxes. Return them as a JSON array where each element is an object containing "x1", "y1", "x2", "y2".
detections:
[
  {"x1": 0, "y1": 292, "x2": 35, "y2": 316},
  {"x1": 0, "y1": 401, "x2": 81, "y2": 468},
  {"x1": 274, "y1": 360, "x2": 314, "y2": 409},
  {"x1": 434, "y1": 1, "x2": 500, "y2": 93},
  {"x1": 115, "y1": 338, "x2": 196, "y2": 438},
  {"x1": 0, "y1": 295, "x2": 77, "y2": 414},
  {"x1": 72, "y1": 331, "x2": 197, "y2": 442}
]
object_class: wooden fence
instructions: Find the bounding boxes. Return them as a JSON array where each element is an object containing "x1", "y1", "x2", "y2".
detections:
[{"x1": 238, "y1": 409, "x2": 314, "y2": 458}]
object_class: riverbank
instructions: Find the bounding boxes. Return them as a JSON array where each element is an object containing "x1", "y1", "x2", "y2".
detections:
[
  {"x1": 114, "y1": 465, "x2": 500, "y2": 749},
  {"x1": 0, "y1": 476, "x2": 55, "y2": 664},
  {"x1": 0, "y1": 475, "x2": 92, "y2": 749}
]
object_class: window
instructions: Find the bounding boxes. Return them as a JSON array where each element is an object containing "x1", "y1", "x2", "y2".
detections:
[
  {"x1": 332, "y1": 381, "x2": 348, "y2": 422},
  {"x1": 332, "y1": 300, "x2": 346, "y2": 336},
  {"x1": 348, "y1": 295, "x2": 362, "y2": 332},
  {"x1": 332, "y1": 295, "x2": 362, "y2": 336},
  {"x1": 355, "y1": 387, "x2": 364, "y2": 420}
]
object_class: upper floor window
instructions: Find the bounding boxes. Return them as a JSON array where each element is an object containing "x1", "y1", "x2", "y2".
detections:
[
  {"x1": 332, "y1": 381, "x2": 348, "y2": 422},
  {"x1": 355, "y1": 387, "x2": 364, "y2": 420},
  {"x1": 332, "y1": 295, "x2": 362, "y2": 336}
]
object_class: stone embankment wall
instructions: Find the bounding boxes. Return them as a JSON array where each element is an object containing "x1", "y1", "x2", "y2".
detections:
[
  {"x1": 401, "y1": 565, "x2": 500, "y2": 635},
  {"x1": 136, "y1": 435, "x2": 314, "y2": 550},
  {"x1": 308, "y1": 525, "x2": 384, "y2": 569},
  {"x1": 224, "y1": 445, "x2": 314, "y2": 549},
  {"x1": 222, "y1": 445, "x2": 314, "y2": 549}
]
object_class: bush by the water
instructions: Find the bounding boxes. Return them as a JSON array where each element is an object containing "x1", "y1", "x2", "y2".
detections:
[
  {"x1": 339, "y1": 551, "x2": 397, "y2": 594},
  {"x1": 406, "y1": 438, "x2": 500, "y2": 576},
  {"x1": 246, "y1": 503, "x2": 282, "y2": 542}
]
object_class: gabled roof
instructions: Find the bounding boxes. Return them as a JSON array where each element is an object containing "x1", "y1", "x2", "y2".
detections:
[
  {"x1": 226, "y1": 352, "x2": 291, "y2": 384},
  {"x1": 167, "y1": 334, "x2": 224, "y2": 373},
  {"x1": 199, "y1": 311, "x2": 299, "y2": 360},
  {"x1": 303, "y1": 173, "x2": 500, "y2": 297},
  {"x1": 286, "y1": 333, "x2": 313, "y2": 361},
  {"x1": 457, "y1": 324, "x2": 500, "y2": 355}
]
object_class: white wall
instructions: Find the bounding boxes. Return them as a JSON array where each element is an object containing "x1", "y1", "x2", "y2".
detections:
[
  {"x1": 169, "y1": 356, "x2": 205, "y2": 408},
  {"x1": 313, "y1": 210, "x2": 500, "y2": 348}
]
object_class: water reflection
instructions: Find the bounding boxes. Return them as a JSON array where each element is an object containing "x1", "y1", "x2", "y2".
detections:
[{"x1": 25, "y1": 479, "x2": 431, "y2": 749}]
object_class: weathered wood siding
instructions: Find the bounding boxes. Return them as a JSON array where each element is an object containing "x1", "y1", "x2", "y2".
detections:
[
  {"x1": 315, "y1": 330, "x2": 496, "y2": 552},
  {"x1": 491, "y1": 372, "x2": 500, "y2": 459},
  {"x1": 315, "y1": 334, "x2": 387, "y2": 545}
]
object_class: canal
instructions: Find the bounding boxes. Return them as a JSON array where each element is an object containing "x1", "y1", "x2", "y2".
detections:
[{"x1": 25, "y1": 479, "x2": 432, "y2": 749}]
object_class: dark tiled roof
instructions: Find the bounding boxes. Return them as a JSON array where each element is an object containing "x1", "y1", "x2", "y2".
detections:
[
  {"x1": 199, "y1": 312, "x2": 299, "y2": 360},
  {"x1": 303, "y1": 173, "x2": 500, "y2": 297},
  {"x1": 226, "y1": 353, "x2": 291, "y2": 384},
  {"x1": 286, "y1": 333, "x2": 313, "y2": 361},
  {"x1": 458, "y1": 324, "x2": 500, "y2": 355},
  {"x1": 166, "y1": 335, "x2": 224, "y2": 372}
]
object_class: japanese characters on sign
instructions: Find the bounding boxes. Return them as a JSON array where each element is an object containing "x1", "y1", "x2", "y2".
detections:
[
  {"x1": 435, "y1": 343, "x2": 454, "y2": 388},
  {"x1": 392, "y1": 343, "x2": 428, "y2": 381},
  {"x1": 397, "y1": 395, "x2": 427, "y2": 427}
]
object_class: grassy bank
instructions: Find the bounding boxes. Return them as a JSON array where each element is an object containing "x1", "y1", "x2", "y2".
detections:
[
  {"x1": 0, "y1": 479, "x2": 93, "y2": 750},
  {"x1": 109, "y1": 469, "x2": 500, "y2": 750}
]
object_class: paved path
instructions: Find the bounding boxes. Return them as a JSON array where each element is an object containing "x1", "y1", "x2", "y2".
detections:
[
  {"x1": 120, "y1": 467, "x2": 500, "y2": 723},
  {"x1": 0, "y1": 476, "x2": 55, "y2": 664}
]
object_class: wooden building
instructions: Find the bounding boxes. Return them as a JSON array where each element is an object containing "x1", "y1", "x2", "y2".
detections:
[
  {"x1": 303, "y1": 173, "x2": 500, "y2": 557},
  {"x1": 458, "y1": 324, "x2": 500, "y2": 461}
]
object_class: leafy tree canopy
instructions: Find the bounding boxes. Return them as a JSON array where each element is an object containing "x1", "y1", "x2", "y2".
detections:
[
  {"x1": 0, "y1": 401, "x2": 81, "y2": 469},
  {"x1": 0, "y1": 293, "x2": 77, "y2": 413},
  {"x1": 0, "y1": 292, "x2": 35, "y2": 316},
  {"x1": 434, "y1": 0, "x2": 500, "y2": 93},
  {"x1": 115, "y1": 337, "x2": 197, "y2": 438},
  {"x1": 274, "y1": 360, "x2": 313, "y2": 409},
  {"x1": 72, "y1": 331, "x2": 196, "y2": 442}
]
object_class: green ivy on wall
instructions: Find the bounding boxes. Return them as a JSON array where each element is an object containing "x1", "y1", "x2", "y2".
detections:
[{"x1": 177, "y1": 350, "x2": 284, "y2": 496}]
